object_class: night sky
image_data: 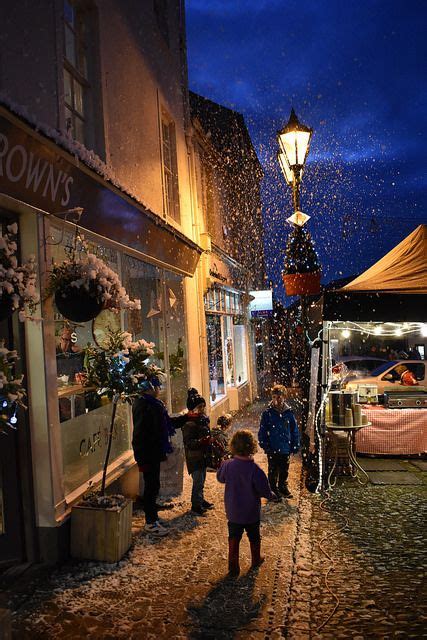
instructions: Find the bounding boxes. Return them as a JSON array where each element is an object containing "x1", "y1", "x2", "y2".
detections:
[{"x1": 185, "y1": 0, "x2": 427, "y2": 302}]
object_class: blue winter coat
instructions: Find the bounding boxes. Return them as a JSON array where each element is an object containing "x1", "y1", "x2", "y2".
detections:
[{"x1": 258, "y1": 405, "x2": 300, "y2": 455}]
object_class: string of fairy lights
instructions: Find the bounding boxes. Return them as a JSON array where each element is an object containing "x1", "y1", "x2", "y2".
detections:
[{"x1": 332, "y1": 321, "x2": 427, "y2": 339}]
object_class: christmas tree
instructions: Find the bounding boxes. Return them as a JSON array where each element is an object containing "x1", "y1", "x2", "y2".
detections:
[{"x1": 283, "y1": 225, "x2": 320, "y2": 275}]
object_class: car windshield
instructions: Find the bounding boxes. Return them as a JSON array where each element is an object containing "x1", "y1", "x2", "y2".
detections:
[{"x1": 371, "y1": 361, "x2": 397, "y2": 376}]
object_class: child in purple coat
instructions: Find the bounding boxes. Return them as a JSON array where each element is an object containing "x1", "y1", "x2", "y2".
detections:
[{"x1": 217, "y1": 429, "x2": 277, "y2": 576}]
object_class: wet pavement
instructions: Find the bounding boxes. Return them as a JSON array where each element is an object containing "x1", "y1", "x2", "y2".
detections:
[{"x1": 2, "y1": 401, "x2": 426, "y2": 638}]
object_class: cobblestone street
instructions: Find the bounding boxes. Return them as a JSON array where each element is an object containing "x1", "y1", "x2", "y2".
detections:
[{"x1": 2, "y1": 403, "x2": 426, "y2": 639}]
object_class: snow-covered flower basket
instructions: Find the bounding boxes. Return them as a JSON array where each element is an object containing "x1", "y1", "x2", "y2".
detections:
[
  {"x1": 47, "y1": 248, "x2": 141, "y2": 323},
  {"x1": 0, "y1": 223, "x2": 39, "y2": 321},
  {"x1": 0, "y1": 341, "x2": 27, "y2": 435}
]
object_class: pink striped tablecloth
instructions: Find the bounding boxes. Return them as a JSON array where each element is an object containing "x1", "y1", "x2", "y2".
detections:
[{"x1": 355, "y1": 407, "x2": 427, "y2": 455}]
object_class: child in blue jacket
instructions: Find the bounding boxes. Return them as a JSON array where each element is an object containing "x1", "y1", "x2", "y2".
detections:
[{"x1": 258, "y1": 385, "x2": 300, "y2": 499}]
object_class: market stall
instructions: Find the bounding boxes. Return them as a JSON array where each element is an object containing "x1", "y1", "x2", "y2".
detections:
[{"x1": 311, "y1": 225, "x2": 427, "y2": 487}]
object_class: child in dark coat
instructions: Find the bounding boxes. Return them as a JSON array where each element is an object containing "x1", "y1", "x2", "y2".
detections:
[
  {"x1": 182, "y1": 388, "x2": 213, "y2": 515},
  {"x1": 258, "y1": 385, "x2": 300, "y2": 499},
  {"x1": 217, "y1": 429, "x2": 277, "y2": 576},
  {"x1": 209, "y1": 413, "x2": 232, "y2": 470}
]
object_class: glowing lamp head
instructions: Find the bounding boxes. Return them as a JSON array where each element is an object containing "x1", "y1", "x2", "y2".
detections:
[
  {"x1": 421, "y1": 324, "x2": 427, "y2": 338},
  {"x1": 277, "y1": 108, "x2": 313, "y2": 170},
  {"x1": 394, "y1": 328, "x2": 403, "y2": 337},
  {"x1": 341, "y1": 329, "x2": 351, "y2": 339},
  {"x1": 10, "y1": 415, "x2": 17, "y2": 425},
  {"x1": 373, "y1": 325, "x2": 383, "y2": 335}
]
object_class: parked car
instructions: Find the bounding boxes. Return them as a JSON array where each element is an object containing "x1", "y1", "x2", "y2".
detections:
[
  {"x1": 335, "y1": 356, "x2": 388, "y2": 379},
  {"x1": 345, "y1": 360, "x2": 427, "y2": 395}
]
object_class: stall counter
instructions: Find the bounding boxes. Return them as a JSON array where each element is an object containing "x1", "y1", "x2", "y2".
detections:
[{"x1": 355, "y1": 405, "x2": 427, "y2": 455}]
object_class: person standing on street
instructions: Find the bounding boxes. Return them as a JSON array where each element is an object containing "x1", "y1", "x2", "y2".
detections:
[
  {"x1": 258, "y1": 385, "x2": 300, "y2": 499},
  {"x1": 217, "y1": 429, "x2": 278, "y2": 576},
  {"x1": 132, "y1": 376, "x2": 178, "y2": 537},
  {"x1": 182, "y1": 388, "x2": 213, "y2": 515}
]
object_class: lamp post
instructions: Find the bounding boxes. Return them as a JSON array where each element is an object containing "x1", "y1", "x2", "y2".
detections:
[{"x1": 277, "y1": 109, "x2": 317, "y2": 438}]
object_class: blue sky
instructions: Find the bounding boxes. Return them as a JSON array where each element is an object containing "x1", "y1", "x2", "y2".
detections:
[{"x1": 185, "y1": 0, "x2": 427, "y2": 301}]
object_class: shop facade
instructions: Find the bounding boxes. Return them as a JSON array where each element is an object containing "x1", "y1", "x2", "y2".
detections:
[{"x1": 0, "y1": 106, "x2": 202, "y2": 563}]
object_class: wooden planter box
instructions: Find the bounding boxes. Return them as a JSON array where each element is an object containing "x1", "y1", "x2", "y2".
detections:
[{"x1": 70, "y1": 499, "x2": 132, "y2": 563}]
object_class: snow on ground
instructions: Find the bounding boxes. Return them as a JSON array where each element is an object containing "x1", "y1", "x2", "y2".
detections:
[{"x1": 11, "y1": 403, "x2": 302, "y2": 639}]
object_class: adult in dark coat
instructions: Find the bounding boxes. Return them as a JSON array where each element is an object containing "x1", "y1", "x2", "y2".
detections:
[
  {"x1": 182, "y1": 388, "x2": 213, "y2": 515},
  {"x1": 132, "y1": 377, "x2": 181, "y2": 535}
]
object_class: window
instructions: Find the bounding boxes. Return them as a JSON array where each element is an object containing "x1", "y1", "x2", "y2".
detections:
[
  {"x1": 122, "y1": 256, "x2": 188, "y2": 413},
  {"x1": 206, "y1": 315, "x2": 225, "y2": 403},
  {"x1": 161, "y1": 113, "x2": 180, "y2": 223},
  {"x1": 233, "y1": 319, "x2": 248, "y2": 385},
  {"x1": 63, "y1": 1, "x2": 89, "y2": 144},
  {"x1": 205, "y1": 288, "x2": 248, "y2": 398},
  {"x1": 62, "y1": 0, "x2": 103, "y2": 151},
  {"x1": 223, "y1": 316, "x2": 235, "y2": 386},
  {"x1": 49, "y1": 224, "x2": 131, "y2": 496}
]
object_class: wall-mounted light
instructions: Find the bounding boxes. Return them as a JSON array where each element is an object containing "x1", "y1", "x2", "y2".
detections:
[{"x1": 341, "y1": 329, "x2": 351, "y2": 338}]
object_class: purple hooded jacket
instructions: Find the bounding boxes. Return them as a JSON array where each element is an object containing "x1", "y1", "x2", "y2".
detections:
[{"x1": 217, "y1": 457, "x2": 274, "y2": 524}]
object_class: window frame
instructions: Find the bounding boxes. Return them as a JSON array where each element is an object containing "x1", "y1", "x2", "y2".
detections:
[{"x1": 160, "y1": 110, "x2": 181, "y2": 224}]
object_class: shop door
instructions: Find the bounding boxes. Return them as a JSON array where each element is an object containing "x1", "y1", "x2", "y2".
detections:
[
  {"x1": 0, "y1": 426, "x2": 24, "y2": 567},
  {"x1": 0, "y1": 214, "x2": 25, "y2": 567}
]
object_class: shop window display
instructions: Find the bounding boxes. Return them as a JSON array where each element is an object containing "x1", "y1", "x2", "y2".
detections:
[
  {"x1": 164, "y1": 272, "x2": 188, "y2": 412},
  {"x1": 233, "y1": 319, "x2": 248, "y2": 385},
  {"x1": 49, "y1": 225, "x2": 131, "y2": 495},
  {"x1": 223, "y1": 315, "x2": 235, "y2": 386},
  {"x1": 206, "y1": 314, "x2": 225, "y2": 402}
]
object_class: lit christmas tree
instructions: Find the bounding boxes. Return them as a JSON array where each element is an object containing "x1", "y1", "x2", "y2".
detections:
[{"x1": 283, "y1": 225, "x2": 321, "y2": 275}]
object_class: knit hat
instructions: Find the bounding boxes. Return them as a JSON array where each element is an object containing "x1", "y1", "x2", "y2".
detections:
[
  {"x1": 140, "y1": 375, "x2": 163, "y2": 392},
  {"x1": 187, "y1": 387, "x2": 206, "y2": 410}
]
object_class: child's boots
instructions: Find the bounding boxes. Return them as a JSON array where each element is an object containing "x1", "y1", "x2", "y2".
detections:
[
  {"x1": 250, "y1": 540, "x2": 265, "y2": 569},
  {"x1": 228, "y1": 538, "x2": 240, "y2": 576}
]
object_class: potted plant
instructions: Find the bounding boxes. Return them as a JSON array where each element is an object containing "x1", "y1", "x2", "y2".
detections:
[
  {"x1": 0, "y1": 223, "x2": 39, "y2": 321},
  {"x1": 47, "y1": 233, "x2": 141, "y2": 323},
  {"x1": 282, "y1": 225, "x2": 321, "y2": 295},
  {"x1": 0, "y1": 341, "x2": 27, "y2": 436},
  {"x1": 70, "y1": 328, "x2": 165, "y2": 563}
]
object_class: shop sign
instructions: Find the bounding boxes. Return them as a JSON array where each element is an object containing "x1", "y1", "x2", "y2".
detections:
[
  {"x1": 249, "y1": 289, "x2": 273, "y2": 317},
  {"x1": 208, "y1": 254, "x2": 245, "y2": 290},
  {"x1": 0, "y1": 115, "x2": 73, "y2": 209},
  {"x1": 0, "y1": 107, "x2": 201, "y2": 276},
  {"x1": 209, "y1": 261, "x2": 228, "y2": 284}
]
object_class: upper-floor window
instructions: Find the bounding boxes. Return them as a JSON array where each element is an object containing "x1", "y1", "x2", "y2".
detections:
[
  {"x1": 63, "y1": 1, "x2": 89, "y2": 145},
  {"x1": 161, "y1": 113, "x2": 180, "y2": 223}
]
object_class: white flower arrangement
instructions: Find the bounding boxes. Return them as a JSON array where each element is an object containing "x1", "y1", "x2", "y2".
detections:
[
  {"x1": 0, "y1": 223, "x2": 40, "y2": 320},
  {"x1": 48, "y1": 241, "x2": 141, "y2": 314},
  {"x1": 0, "y1": 341, "x2": 27, "y2": 434}
]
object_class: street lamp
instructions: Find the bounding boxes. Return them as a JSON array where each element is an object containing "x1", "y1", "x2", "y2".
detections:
[
  {"x1": 277, "y1": 109, "x2": 319, "y2": 452},
  {"x1": 277, "y1": 108, "x2": 313, "y2": 213}
]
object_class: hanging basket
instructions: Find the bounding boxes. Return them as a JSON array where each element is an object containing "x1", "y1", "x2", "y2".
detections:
[
  {"x1": 55, "y1": 287, "x2": 104, "y2": 323},
  {"x1": 282, "y1": 271, "x2": 321, "y2": 296},
  {"x1": 0, "y1": 294, "x2": 17, "y2": 322}
]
